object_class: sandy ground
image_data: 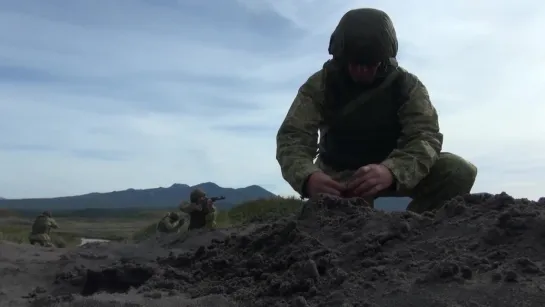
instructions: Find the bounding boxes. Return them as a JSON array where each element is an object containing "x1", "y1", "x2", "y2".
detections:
[
  {"x1": 2, "y1": 193, "x2": 545, "y2": 307},
  {"x1": 80, "y1": 238, "x2": 110, "y2": 246}
]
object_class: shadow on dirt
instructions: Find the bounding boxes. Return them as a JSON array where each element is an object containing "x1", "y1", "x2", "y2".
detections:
[{"x1": 81, "y1": 266, "x2": 154, "y2": 296}]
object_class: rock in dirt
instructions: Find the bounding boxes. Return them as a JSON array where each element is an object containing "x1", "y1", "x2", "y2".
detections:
[{"x1": 5, "y1": 192, "x2": 545, "y2": 306}]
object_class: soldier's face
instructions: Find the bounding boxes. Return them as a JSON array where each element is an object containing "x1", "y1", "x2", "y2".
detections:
[{"x1": 348, "y1": 62, "x2": 380, "y2": 84}]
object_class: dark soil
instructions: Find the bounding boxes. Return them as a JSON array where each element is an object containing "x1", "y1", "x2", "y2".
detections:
[{"x1": 7, "y1": 192, "x2": 545, "y2": 306}]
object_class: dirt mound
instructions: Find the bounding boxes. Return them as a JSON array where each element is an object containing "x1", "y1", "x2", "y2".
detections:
[{"x1": 13, "y1": 193, "x2": 545, "y2": 306}]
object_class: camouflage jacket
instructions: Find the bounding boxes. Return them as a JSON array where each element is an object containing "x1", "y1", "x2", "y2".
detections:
[
  {"x1": 179, "y1": 201, "x2": 216, "y2": 214},
  {"x1": 31, "y1": 215, "x2": 59, "y2": 235},
  {"x1": 276, "y1": 68, "x2": 443, "y2": 196}
]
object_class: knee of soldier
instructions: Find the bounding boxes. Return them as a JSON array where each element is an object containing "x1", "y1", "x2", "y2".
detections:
[{"x1": 435, "y1": 153, "x2": 477, "y2": 186}]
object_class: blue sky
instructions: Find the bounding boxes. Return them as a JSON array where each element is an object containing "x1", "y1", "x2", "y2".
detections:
[{"x1": 1, "y1": 0, "x2": 544, "y2": 200}]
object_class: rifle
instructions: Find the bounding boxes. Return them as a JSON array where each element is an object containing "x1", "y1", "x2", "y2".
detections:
[{"x1": 208, "y1": 196, "x2": 226, "y2": 202}]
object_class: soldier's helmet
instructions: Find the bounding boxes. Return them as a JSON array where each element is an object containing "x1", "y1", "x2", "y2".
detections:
[
  {"x1": 190, "y1": 188, "x2": 206, "y2": 203},
  {"x1": 42, "y1": 211, "x2": 52, "y2": 217},
  {"x1": 328, "y1": 8, "x2": 398, "y2": 65},
  {"x1": 169, "y1": 212, "x2": 180, "y2": 221}
]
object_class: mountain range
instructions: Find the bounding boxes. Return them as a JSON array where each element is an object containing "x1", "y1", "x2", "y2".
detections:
[
  {"x1": 0, "y1": 182, "x2": 275, "y2": 211},
  {"x1": 0, "y1": 182, "x2": 410, "y2": 212}
]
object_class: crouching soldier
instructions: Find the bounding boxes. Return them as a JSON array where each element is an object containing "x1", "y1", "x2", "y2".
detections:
[
  {"x1": 180, "y1": 189, "x2": 223, "y2": 231},
  {"x1": 156, "y1": 212, "x2": 184, "y2": 238},
  {"x1": 28, "y1": 211, "x2": 59, "y2": 247}
]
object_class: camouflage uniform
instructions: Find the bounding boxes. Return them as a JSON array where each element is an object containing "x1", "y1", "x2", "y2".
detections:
[
  {"x1": 276, "y1": 8, "x2": 477, "y2": 213},
  {"x1": 28, "y1": 211, "x2": 59, "y2": 247},
  {"x1": 179, "y1": 189, "x2": 218, "y2": 230},
  {"x1": 156, "y1": 212, "x2": 184, "y2": 237}
]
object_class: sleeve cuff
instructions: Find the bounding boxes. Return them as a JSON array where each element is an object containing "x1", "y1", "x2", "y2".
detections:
[
  {"x1": 380, "y1": 159, "x2": 402, "y2": 191},
  {"x1": 295, "y1": 164, "x2": 321, "y2": 198}
]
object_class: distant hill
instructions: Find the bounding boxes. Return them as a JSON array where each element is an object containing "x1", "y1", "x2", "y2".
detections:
[
  {"x1": 0, "y1": 208, "x2": 18, "y2": 217},
  {"x1": 0, "y1": 182, "x2": 276, "y2": 211}
]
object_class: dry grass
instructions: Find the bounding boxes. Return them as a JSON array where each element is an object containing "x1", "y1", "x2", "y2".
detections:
[
  {"x1": 0, "y1": 197, "x2": 303, "y2": 246},
  {"x1": 0, "y1": 215, "x2": 162, "y2": 247},
  {"x1": 0, "y1": 224, "x2": 77, "y2": 247}
]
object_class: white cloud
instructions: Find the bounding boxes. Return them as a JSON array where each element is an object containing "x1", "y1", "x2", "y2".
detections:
[{"x1": 0, "y1": 0, "x2": 544, "y2": 201}]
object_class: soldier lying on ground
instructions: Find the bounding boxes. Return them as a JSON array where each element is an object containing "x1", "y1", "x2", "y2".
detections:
[
  {"x1": 276, "y1": 8, "x2": 478, "y2": 213},
  {"x1": 28, "y1": 211, "x2": 59, "y2": 247},
  {"x1": 156, "y1": 212, "x2": 184, "y2": 237}
]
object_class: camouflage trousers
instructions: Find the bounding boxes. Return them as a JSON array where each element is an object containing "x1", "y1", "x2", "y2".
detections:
[
  {"x1": 317, "y1": 152, "x2": 478, "y2": 213},
  {"x1": 28, "y1": 233, "x2": 54, "y2": 247},
  {"x1": 186, "y1": 212, "x2": 218, "y2": 232}
]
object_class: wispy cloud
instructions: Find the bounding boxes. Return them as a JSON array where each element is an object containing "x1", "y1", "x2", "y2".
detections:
[{"x1": 0, "y1": 0, "x2": 543, "y2": 200}]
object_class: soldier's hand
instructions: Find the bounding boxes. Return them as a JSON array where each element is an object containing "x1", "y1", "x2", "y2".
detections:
[
  {"x1": 347, "y1": 164, "x2": 393, "y2": 197},
  {"x1": 305, "y1": 171, "x2": 344, "y2": 198}
]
